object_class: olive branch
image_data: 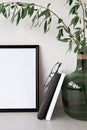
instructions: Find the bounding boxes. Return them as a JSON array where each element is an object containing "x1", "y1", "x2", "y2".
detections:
[{"x1": 0, "y1": 0, "x2": 87, "y2": 53}]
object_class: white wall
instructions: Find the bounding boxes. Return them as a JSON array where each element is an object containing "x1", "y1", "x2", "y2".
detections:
[{"x1": 0, "y1": 0, "x2": 77, "y2": 106}]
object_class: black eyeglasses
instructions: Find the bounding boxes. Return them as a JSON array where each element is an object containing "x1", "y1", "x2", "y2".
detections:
[{"x1": 43, "y1": 62, "x2": 62, "y2": 88}]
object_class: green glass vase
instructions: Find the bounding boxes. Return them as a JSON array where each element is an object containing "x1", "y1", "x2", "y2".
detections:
[{"x1": 62, "y1": 54, "x2": 87, "y2": 120}]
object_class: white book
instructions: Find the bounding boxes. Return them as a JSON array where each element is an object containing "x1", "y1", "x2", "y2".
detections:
[{"x1": 46, "y1": 73, "x2": 65, "y2": 121}]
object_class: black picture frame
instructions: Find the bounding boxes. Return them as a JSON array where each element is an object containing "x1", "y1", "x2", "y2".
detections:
[{"x1": 0, "y1": 45, "x2": 39, "y2": 112}]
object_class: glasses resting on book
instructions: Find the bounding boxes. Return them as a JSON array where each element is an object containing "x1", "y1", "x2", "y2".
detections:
[{"x1": 43, "y1": 62, "x2": 62, "y2": 88}]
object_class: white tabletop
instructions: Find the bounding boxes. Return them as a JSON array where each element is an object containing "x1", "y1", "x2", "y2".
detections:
[{"x1": 0, "y1": 107, "x2": 87, "y2": 130}]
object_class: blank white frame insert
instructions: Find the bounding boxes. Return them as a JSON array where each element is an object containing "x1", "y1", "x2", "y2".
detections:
[{"x1": 0, "y1": 45, "x2": 39, "y2": 112}]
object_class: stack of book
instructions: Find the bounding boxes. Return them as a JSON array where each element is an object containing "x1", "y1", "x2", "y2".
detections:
[{"x1": 37, "y1": 71, "x2": 65, "y2": 120}]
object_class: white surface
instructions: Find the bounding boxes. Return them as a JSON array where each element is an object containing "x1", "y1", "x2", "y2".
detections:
[
  {"x1": 46, "y1": 73, "x2": 65, "y2": 120},
  {"x1": 0, "y1": 48, "x2": 36, "y2": 108},
  {"x1": 0, "y1": 107, "x2": 86, "y2": 130}
]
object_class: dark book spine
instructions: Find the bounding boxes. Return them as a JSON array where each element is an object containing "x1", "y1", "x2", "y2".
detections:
[{"x1": 37, "y1": 73, "x2": 61, "y2": 119}]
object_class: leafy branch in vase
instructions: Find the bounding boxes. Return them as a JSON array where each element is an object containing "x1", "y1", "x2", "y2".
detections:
[{"x1": 0, "y1": 0, "x2": 87, "y2": 53}]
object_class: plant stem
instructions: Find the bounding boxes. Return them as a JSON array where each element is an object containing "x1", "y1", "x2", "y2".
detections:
[{"x1": 78, "y1": 0, "x2": 85, "y2": 40}]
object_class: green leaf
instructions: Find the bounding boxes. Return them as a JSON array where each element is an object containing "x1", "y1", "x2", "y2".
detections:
[
  {"x1": 28, "y1": 6, "x2": 34, "y2": 17},
  {"x1": 85, "y1": 8, "x2": 87, "y2": 17},
  {"x1": 75, "y1": 27, "x2": 82, "y2": 30},
  {"x1": 11, "y1": 5, "x2": 15, "y2": 9},
  {"x1": 16, "y1": 10, "x2": 21, "y2": 25},
  {"x1": 48, "y1": 17, "x2": 52, "y2": 24},
  {"x1": 27, "y1": 5, "x2": 30, "y2": 15},
  {"x1": 57, "y1": 26, "x2": 63, "y2": 29},
  {"x1": 69, "y1": 4, "x2": 80, "y2": 15},
  {"x1": 31, "y1": 11, "x2": 39, "y2": 27},
  {"x1": 74, "y1": 28, "x2": 82, "y2": 34},
  {"x1": 39, "y1": 9, "x2": 50, "y2": 20},
  {"x1": 57, "y1": 29, "x2": 63, "y2": 39},
  {"x1": 58, "y1": 18, "x2": 62, "y2": 23},
  {"x1": 32, "y1": 15, "x2": 36, "y2": 26},
  {"x1": 7, "y1": 7, "x2": 10, "y2": 17},
  {"x1": 57, "y1": 25, "x2": 70, "y2": 34},
  {"x1": 74, "y1": 28, "x2": 82, "y2": 42},
  {"x1": 79, "y1": 18, "x2": 82, "y2": 24},
  {"x1": 0, "y1": 4, "x2": 2, "y2": 13},
  {"x1": 70, "y1": 16, "x2": 79, "y2": 27},
  {"x1": 59, "y1": 38, "x2": 70, "y2": 42},
  {"x1": 81, "y1": 39, "x2": 86, "y2": 47},
  {"x1": 84, "y1": 19, "x2": 87, "y2": 23},
  {"x1": 1, "y1": 5, "x2": 7, "y2": 18},
  {"x1": 47, "y1": 3, "x2": 51, "y2": 8},
  {"x1": 69, "y1": 40, "x2": 72, "y2": 51},
  {"x1": 11, "y1": 5, "x2": 17, "y2": 23},
  {"x1": 67, "y1": 0, "x2": 73, "y2": 5},
  {"x1": 39, "y1": 10, "x2": 47, "y2": 18},
  {"x1": 74, "y1": 46, "x2": 79, "y2": 53},
  {"x1": 45, "y1": 10, "x2": 51, "y2": 19},
  {"x1": 21, "y1": 8, "x2": 27, "y2": 19},
  {"x1": 44, "y1": 20, "x2": 47, "y2": 33},
  {"x1": 75, "y1": 33, "x2": 81, "y2": 41}
]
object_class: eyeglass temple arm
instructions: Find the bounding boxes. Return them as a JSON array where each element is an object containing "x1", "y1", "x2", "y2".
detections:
[{"x1": 56, "y1": 62, "x2": 62, "y2": 72}]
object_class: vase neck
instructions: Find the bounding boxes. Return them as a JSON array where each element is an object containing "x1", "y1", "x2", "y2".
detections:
[{"x1": 76, "y1": 54, "x2": 87, "y2": 71}]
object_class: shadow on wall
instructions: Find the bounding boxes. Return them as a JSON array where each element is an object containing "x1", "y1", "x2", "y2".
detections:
[{"x1": 39, "y1": 47, "x2": 45, "y2": 105}]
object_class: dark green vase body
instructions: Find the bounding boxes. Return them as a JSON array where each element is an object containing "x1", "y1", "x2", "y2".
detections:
[{"x1": 62, "y1": 54, "x2": 87, "y2": 120}]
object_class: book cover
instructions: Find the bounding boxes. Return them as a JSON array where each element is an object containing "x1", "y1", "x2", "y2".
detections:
[
  {"x1": 46, "y1": 73, "x2": 65, "y2": 120},
  {"x1": 37, "y1": 72, "x2": 61, "y2": 120}
]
